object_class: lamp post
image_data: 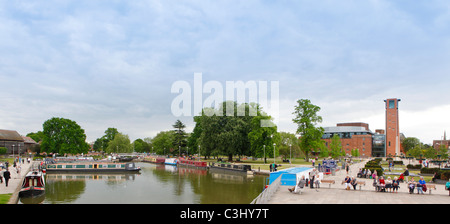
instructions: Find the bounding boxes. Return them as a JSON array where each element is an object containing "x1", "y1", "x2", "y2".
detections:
[
  {"x1": 263, "y1": 145, "x2": 266, "y2": 164},
  {"x1": 273, "y1": 143, "x2": 276, "y2": 164},
  {"x1": 198, "y1": 145, "x2": 201, "y2": 160},
  {"x1": 289, "y1": 144, "x2": 292, "y2": 166},
  {"x1": 12, "y1": 144, "x2": 15, "y2": 158}
]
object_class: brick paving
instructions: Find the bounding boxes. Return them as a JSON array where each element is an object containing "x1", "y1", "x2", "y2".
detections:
[{"x1": 268, "y1": 159, "x2": 450, "y2": 204}]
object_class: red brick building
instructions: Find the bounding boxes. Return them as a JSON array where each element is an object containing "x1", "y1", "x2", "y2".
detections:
[
  {"x1": 322, "y1": 123, "x2": 373, "y2": 157},
  {"x1": 433, "y1": 131, "x2": 450, "y2": 151}
]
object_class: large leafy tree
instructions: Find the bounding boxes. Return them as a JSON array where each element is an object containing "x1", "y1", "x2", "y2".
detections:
[
  {"x1": 401, "y1": 137, "x2": 420, "y2": 154},
  {"x1": 41, "y1": 117, "x2": 89, "y2": 155},
  {"x1": 93, "y1": 127, "x2": 119, "y2": 151},
  {"x1": 292, "y1": 99, "x2": 324, "y2": 161},
  {"x1": 106, "y1": 133, "x2": 133, "y2": 153},
  {"x1": 152, "y1": 131, "x2": 175, "y2": 155},
  {"x1": 248, "y1": 114, "x2": 279, "y2": 163},
  {"x1": 329, "y1": 134, "x2": 344, "y2": 159},
  {"x1": 276, "y1": 132, "x2": 299, "y2": 162}
]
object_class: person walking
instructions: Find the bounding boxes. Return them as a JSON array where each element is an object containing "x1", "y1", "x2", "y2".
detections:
[{"x1": 3, "y1": 168, "x2": 11, "y2": 187}]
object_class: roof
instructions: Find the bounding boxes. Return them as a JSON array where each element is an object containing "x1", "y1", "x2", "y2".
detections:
[
  {"x1": 323, "y1": 126, "x2": 372, "y2": 134},
  {"x1": 22, "y1": 136, "x2": 37, "y2": 144},
  {"x1": 0, "y1": 129, "x2": 24, "y2": 142}
]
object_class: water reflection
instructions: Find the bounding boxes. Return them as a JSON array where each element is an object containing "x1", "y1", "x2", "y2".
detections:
[{"x1": 36, "y1": 162, "x2": 265, "y2": 204}]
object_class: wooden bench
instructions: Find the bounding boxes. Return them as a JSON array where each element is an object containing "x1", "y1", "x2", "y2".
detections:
[
  {"x1": 321, "y1": 179, "x2": 335, "y2": 188},
  {"x1": 341, "y1": 180, "x2": 366, "y2": 190},
  {"x1": 426, "y1": 184, "x2": 436, "y2": 194}
]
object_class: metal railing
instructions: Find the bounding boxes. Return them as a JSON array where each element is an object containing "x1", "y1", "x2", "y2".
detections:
[{"x1": 250, "y1": 174, "x2": 283, "y2": 204}]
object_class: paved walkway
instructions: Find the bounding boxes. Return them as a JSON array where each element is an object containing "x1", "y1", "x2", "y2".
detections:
[
  {"x1": 0, "y1": 159, "x2": 34, "y2": 204},
  {"x1": 268, "y1": 159, "x2": 450, "y2": 204}
]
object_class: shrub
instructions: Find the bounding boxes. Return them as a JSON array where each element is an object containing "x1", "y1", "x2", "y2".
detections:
[
  {"x1": 0, "y1": 147, "x2": 7, "y2": 154},
  {"x1": 420, "y1": 167, "x2": 440, "y2": 174},
  {"x1": 441, "y1": 171, "x2": 450, "y2": 181},
  {"x1": 407, "y1": 164, "x2": 422, "y2": 170}
]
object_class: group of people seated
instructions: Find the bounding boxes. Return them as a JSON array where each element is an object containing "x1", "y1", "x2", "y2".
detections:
[
  {"x1": 372, "y1": 176, "x2": 400, "y2": 192},
  {"x1": 343, "y1": 175, "x2": 358, "y2": 190},
  {"x1": 406, "y1": 176, "x2": 427, "y2": 194},
  {"x1": 288, "y1": 171, "x2": 321, "y2": 194}
]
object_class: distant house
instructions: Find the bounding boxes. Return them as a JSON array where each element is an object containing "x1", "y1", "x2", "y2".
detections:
[{"x1": 0, "y1": 129, "x2": 25, "y2": 155}]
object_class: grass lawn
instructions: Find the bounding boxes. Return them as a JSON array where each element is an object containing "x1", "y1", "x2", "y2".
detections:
[{"x1": 0, "y1": 194, "x2": 11, "y2": 204}]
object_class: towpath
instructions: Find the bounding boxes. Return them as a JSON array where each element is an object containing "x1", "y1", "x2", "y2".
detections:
[{"x1": 0, "y1": 159, "x2": 34, "y2": 204}]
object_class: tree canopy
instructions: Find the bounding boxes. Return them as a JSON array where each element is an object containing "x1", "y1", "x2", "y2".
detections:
[
  {"x1": 41, "y1": 117, "x2": 89, "y2": 155},
  {"x1": 292, "y1": 99, "x2": 324, "y2": 160}
]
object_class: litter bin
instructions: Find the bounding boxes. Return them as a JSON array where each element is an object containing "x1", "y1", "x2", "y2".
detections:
[{"x1": 331, "y1": 168, "x2": 336, "y2": 176}]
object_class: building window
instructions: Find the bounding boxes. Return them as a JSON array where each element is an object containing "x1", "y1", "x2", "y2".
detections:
[{"x1": 389, "y1": 100, "x2": 395, "y2": 109}]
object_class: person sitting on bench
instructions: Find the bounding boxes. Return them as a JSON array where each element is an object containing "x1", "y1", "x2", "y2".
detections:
[{"x1": 289, "y1": 175, "x2": 307, "y2": 194}]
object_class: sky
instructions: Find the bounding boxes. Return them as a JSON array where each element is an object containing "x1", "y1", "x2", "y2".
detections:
[{"x1": 1, "y1": 0, "x2": 450, "y2": 144}]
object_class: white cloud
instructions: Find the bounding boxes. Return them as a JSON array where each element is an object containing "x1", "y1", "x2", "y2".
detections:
[{"x1": 1, "y1": 0, "x2": 449, "y2": 145}]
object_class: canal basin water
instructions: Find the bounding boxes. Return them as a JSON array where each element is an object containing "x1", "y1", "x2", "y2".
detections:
[{"x1": 20, "y1": 162, "x2": 266, "y2": 204}]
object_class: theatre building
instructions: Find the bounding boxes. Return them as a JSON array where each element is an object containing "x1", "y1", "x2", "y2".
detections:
[
  {"x1": 321, "y1": 122, "x2": 374, "y2": 157},
  {"x1": 321, "y1": 98, "x2": 404, "y2": 158}
]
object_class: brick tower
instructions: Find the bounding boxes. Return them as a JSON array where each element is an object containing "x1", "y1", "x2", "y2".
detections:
[{"x1": 385, "y1": 98, "x2": 401, "y2": 156}]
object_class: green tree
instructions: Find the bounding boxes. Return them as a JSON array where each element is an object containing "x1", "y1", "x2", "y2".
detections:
[
  {"x1": 276, "y1": 132, "x2": 299, "y2": 162},
  {"x1": 93, "y1": 128, "x2": 119, "y2": 151},
  {"x1": 330, "y1": 134, "x2": 343, "y2": 159},
  {"x1": 152, "y1": 131, "x2": 175, "y2": 155},
  {"x1": 401, "y1": 137, "x2": 420, "y2": 154},
  {"x1": 351, "y1": 148, "x2": 360, "y2": 157},
  {"x1": 41, "y1": 117, "x2": 89, "y2": 155},
  {"x1": 292, "y1": 99, "x2": 324, "y2": 161},
  {"x1": 26, "y1": 131, "x2": 44, "y2": 143},
  {"x1": 248, "y1": 115, "x2": 278, "y2": 163},
  {"x1": 172, "y1": 120, "x2": 187, "y2": 156},
  {"x1": 106, "y1": 133, "x2": 132, "y2": 153}
]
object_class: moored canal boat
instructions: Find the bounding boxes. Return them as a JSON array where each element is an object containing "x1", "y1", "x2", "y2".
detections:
[
  {"x1": 164, "y1": 158, "x2": 178, "y2": 165},
  {"x1": 209, "y1": 162, "x2": 252, "y2": 175},
  {"x1": 178, "y1": 158, "x2": 207, "y2": 169},
  {"x1": 45, "y1": 162, "x2": 141, "y2": 173},
  {"x1": 142, "y1": 156, "x2": 165, "y2": 164},
  {"x1": 19, "y1": 171, "x2": 45, "y2": 198}
]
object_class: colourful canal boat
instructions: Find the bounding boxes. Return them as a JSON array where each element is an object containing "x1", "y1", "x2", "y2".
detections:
[
  {"x1": 164, "y1": 158, "x2": 178, "y2": 165},
  {"x1": 178, "y1": 158, "x2": 207, "y2": 169},
  {"x1": 45, "y1": 162, "x2": 141, "y2": 173},
  {"x1": 19, "y1": 171, "x2": 45, "y2": 198},
  {"x1": 143, "y1": 156, "x2": 165, "y2": 164}
]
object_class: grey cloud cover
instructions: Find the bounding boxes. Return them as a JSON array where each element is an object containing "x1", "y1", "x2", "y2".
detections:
[{"x1": 1, "y1": 0, "x2": 450, "y2": 143}]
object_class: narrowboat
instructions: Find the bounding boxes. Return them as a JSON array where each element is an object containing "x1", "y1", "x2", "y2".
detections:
[
  {"x1": 19, "y1": 171, "x2": 45, "y2": 198},
  {"x1": 178, "y1": 158, "x2": 207, "y2": 169},
  {"x1": 143, "y1": 156, "x2": 165, "y2": 164},
  {"x1": 209, "y1": 162, "x2": 252, "y2": 174},
  {"x1": 118, "y1": 156, "x2": 134, "y2": 162},
  {"x1": 45, "y1": 162, "x2": 141, "y2": 173},
  {"x1": 164, "y1": 158, "x2": 178, "y2": 165}
]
